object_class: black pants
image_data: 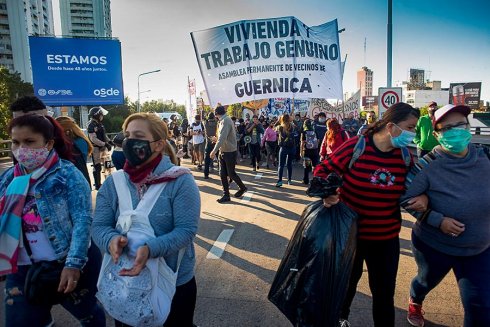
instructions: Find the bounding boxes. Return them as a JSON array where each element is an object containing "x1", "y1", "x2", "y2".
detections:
[
  {"x1": 219, "y1": 151, "x2": 246, "y2": 196},
  {"x1": 248, "y1": 143, "x2": 261, "y2": 167},
  {"x1": 204, "y1": 140, "x2": 215, "y2": 177},
  {"x1": 115, "y1": 277, "x2": 197, "y2": 327},
  {"x1": 302, "y1": 148, "x2": 320, "y2": 183},
  {"x1": 340, "y1": 237, "x2": 400, "y2": 326}
]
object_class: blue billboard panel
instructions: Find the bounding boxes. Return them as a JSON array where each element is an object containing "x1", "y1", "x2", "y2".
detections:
[{"x1": 29, "y1": 37, "x2": 124, "y2": 106}]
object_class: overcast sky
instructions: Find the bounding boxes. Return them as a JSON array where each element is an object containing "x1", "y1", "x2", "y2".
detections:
[{"x1": 52, "y1": 0, "x2": 490, "y2": 105}]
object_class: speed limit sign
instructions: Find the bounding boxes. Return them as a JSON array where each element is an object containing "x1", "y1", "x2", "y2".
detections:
[{"x1": 378, "y1": 87, "x2": 402, "y2": 116}]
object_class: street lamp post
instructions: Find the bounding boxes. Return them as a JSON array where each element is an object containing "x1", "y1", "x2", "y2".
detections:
[{"x1": 137, "y1": 69, "x2": 161, "y2": 112}]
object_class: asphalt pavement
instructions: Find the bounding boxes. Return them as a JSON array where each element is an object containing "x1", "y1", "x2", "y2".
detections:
[{"x1": 0, "y1": 156, "x2": 464, "y2": 327}]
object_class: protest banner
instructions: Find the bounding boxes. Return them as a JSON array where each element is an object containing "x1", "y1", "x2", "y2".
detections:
[
  {"x1": 191, "y1": 17, "x2": 343, "y2": 107},
  {"x1": 307, "y1": 90, "x2": 360, "y2": 122}
]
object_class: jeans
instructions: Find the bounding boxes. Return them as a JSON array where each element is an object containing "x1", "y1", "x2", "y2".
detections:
[
  {"x1": 115, "y1": 277, "x2": 197, "y2": 327},
  {"x1": 219, "y1": 151, "x2": 246, "y2": 196},
  {"x1": 277, "y1": 146, "x2": 295, "y2": 182},
  {"x1": 410, "y1": 232, "x2": 490, "y2": 326},
  {"x1": 203, "y1": 140, "x2": 215, "y2": 177},
  {"x1": 4, "y1": 243, "x2": 105, "y2": 327},
  {"x1": 265, "y1": 141, "x2": 277, "y2": 167},
  {"x1": 302, "y1": 148, "x2": 320, "y2": 184},
  {"x1": 248, "y1": 143, "x2": 261, "y2": 167},
  {"x1": 341, "y1": 237, "x2": 400, "y2": 327}
]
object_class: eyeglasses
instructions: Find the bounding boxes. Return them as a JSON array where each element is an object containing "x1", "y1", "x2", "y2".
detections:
[{"x1": 436, "y1": 122, "x2": 469, "y2": 133}]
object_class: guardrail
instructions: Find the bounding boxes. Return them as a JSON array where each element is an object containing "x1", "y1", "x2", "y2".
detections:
[{"x1": 472, "y1": 126, "x2": 490, "y2": 135}]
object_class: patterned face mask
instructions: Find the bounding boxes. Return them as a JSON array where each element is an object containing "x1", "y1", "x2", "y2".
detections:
[{"x1": 12, "y1": 146, "x2": 51, "y2": 171}]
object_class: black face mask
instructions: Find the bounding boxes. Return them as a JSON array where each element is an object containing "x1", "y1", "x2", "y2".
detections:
[{"x1": 122, "y1": 138, "x2": 154, "y2": 166}]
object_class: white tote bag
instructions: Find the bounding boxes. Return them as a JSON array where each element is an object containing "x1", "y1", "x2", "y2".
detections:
[{"x1": 97, "y1": 170, "x2": 184, "y2": 327}]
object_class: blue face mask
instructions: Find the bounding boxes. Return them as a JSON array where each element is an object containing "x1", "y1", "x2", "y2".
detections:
[
  {"x1": 390, "y1": 124, "x2": 416, "y2": 148},
  {"x1": 436, "y1": 128, "x2": 472, "y2": 154}
]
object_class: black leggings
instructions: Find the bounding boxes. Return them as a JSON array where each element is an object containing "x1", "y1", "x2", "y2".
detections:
[
  {"x1": 115, "y1": 277, "x2": 197, "y2": 327},
  {"x1": 340, "y1": 237, "x2": 400, "y2": 327}
]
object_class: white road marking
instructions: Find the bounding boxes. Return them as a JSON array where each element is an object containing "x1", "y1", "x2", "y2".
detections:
[
  {"x1": 254, "y1": 173, "x2": 263, "y2": 180},
  {"x1": 241, "y1": 191, "x2": 254, "y2": 203},
  {"x1": 206, "y1": 229, "x2": 235, "y2": 259}
]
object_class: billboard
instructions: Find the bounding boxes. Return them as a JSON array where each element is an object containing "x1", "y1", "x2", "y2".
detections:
[
  {"x1": 29, "y1": 37, "x2": 124, "y2": 106},
  {"x1": 449, "y1": 82, "x2": 481, "y2": 109},
  {"x1": 362, "y1": 96, "x2": 378, "y2": 107},
  {"x1": 191, "y1": 17, "x2": 343, "y2": 107}
]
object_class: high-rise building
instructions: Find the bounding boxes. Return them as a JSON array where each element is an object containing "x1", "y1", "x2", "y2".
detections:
[
  {"x1": 409, "y1": 68, "x2": 425, "y2": 90},
  {"x1": 59, "y1": 0, "x2": 111, "y2": 37},
  {"x1": 0, "y1": 0, "x2": 54, "y2": 82},
  {"x1": 357, "y1": 66, "x2": 373, "y2": 97}
]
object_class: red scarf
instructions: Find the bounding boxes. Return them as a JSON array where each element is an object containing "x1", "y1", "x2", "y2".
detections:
[{"x1": 123, "y1": 154, "x2": 162, "y2": 184}]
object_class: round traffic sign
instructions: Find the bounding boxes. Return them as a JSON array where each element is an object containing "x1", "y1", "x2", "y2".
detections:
[{"x1": 381, "y1": 90, "x2": 400, "y2": 109}]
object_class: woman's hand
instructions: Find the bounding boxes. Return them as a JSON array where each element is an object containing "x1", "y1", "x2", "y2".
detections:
[
  {"x1": 109, "y1": 235, "x2": 128, "y2": 263},
  {"x1": 323, "y1": 194, "x2": 340, "y2": 208},
  {"x1": 119, "y1": 245, "x2": 150, "y2": 277},
  {"x1": 440, "y1": 217, "x2": 465, "y2": 237},
  {"x1": 405, "y1": 194, "x2": 429, "y2": 212},
  {"x1": 58, "y1": 267, "x2": 81, "y2": 294}
]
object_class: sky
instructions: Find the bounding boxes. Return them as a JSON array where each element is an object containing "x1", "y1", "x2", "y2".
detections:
[{"x1": 52, "y1": 0, "x2": 490, "y2": 105}]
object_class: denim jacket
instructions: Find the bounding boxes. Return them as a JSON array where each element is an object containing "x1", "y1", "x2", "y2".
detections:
[{"x1": 0, "y1": 159, "x2": 92, "y2": 269}]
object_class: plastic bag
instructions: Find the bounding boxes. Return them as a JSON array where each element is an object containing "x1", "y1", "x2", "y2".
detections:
[{"x1": 268, "y1": 173, "x2": 358, "y2": 327}]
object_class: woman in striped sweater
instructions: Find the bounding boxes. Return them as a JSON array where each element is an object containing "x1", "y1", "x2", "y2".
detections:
[{"x1": 313, "y1": 103, "x2": 422, "y2": 327}]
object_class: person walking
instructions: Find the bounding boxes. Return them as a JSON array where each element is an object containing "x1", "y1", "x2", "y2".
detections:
[
  {"x1": 204, "y1": 112, "x2": 218, "y2": 179},
  {"x1": 320, "y1": 118, "x2": 350, "y2": 161},
  {"x1": 401, "y1": 104, "x2": 490, "y2": 327},
  {"x1": 358, "y1": 111, "x2": 377, "y2": 136},
  {"x1": 314, "y1": 103, "x2": 422, "y2": 327},
  {"x1": 87, "y1": 106, "x2": 112, "y2": 190},
  {"x1": 191, "y1": 115, "x2": 205, "y2": 170},
  {"x1": 180, "y1": 118, "x2": 190, "y2": 159},
  {"x1": 313, "y1": 112, "x2": 328, "y2": 146},
  {"x1": 342, "y1": 112, "x2": 360, "y2": 137},
  {"x1": 0, "y1": 114, "x2": 105, "y2": 327},
  {"x1": 413, "y1": 101, "x2": 439, "y2": 158},
  {"x1": 300, "y1": 119, "x2": 320, "y2": 185},
  {"x1": 262, "y1": 121, "x2": 278, "y2": 169},
  {"x1": 275, "y1": 114, "x2": 297, "y2": 187},
  {"x1": 246, "y1": 115, "x2": 265, "y2": 172},
  {"x1": 92, "y1": 113, "x2": 200, "y2": 327},
  {"x1": 210, "y1": 106, "x2": 248, "y2": 203}
]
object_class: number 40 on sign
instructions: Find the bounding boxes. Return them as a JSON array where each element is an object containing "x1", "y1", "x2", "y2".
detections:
[{"x1": 378, "y1": 87, "x2": 402, "y2": 117}]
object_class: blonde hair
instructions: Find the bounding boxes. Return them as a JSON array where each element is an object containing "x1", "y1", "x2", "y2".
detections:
[
  {"x1": 122, "y1": 113, "x2": 177, "y2": 165},
  {"x1": 279, "y1": 114, "x2": 292, "y2": 133},
  {"x1": 56, "y1": 116, "x2": 93, "y2": 156}
]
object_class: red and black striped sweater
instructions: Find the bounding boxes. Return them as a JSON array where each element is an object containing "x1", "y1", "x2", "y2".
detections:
[{"x1": 313, "y1": 135, "x2": 413, "y2": 241}]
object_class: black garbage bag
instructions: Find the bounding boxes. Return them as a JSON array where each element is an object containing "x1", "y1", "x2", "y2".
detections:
[{"x1": 268, "y1": 173, "x2": 358, "y2": 327}]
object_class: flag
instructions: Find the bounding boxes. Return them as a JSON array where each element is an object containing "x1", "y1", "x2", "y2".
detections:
[{"x1": 188, "y1": 79, "x2": 196, "y2": 96}]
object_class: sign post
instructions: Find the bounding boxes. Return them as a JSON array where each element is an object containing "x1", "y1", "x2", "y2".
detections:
[{"x1": 378, "y1": 87, "x2": 402, "y2": 117}]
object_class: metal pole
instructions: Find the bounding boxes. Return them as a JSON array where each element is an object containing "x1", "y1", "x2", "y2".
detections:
[
  {"x1": 387, "y1": 0, "x2": 393, "y2": 87},
  {"x1": 137, "y1": 75, "x2": 141, "y2": 113}
]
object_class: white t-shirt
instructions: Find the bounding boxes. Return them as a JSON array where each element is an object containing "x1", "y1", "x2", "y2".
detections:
[{"x1": 192, "y1": 123, "x2": 205, "y2": 145}]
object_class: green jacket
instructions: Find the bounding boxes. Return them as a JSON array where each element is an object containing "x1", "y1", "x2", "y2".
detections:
[{"x1": 414, "y1": 115, "x2": 439, "y2": 151}]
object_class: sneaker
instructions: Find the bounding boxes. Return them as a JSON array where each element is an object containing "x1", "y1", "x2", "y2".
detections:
[
  {"x1": 256, "y1": 164, "x2": 260, "y2": 170},
  {"x1": 275, "y1": 181, "x2": 283, "y2": 187},
  {"x1": 217, "y1": 195, "x2": 231, "y2": 203},
  {"x1": 288, "y1": 180, "x2": 292, "y2": 185},
  {"x1": 407, "y1": 298, "x2": 425, "y2": 327},
  {"x1": 338, "y1": 319, "x2": 351, "y2": 327},
  {"x1": 266, "y1": 164, "x2": 270, "y2": 169},
  {"x1": 234, "y1": 187, "x2": 248, "y2": 198},
  {"x1": 204, "y1": 175, "x2": 209, "y2": 179},
  {"x1": 253, "y1": 167, "x2": 256, "y2": 172},
  {"x1": 197, "y1": 165, "x2": 202, "y2": 170}
]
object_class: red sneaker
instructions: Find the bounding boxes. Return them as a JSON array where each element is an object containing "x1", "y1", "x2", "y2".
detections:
[{"x1": 407, "y1": 297, "x2": 425, "y2": 327}]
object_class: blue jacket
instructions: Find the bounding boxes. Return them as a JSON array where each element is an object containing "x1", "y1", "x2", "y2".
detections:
[
  {"x1": 91, "y1": 155, "x2": 200, "y2": 286},
  {"x1": 0, "y1": 159, "x2": 92, "y2": 269}
]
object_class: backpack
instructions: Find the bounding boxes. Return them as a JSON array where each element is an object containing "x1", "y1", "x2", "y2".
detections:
[
  {"x1": 97, "y1": 171, "x2": 185, "y2": 327},
  {"x1": 305, "y1": 130, "x2": 319, "y2": 150},
  {"x1": 279, "y1": 126, "x2": 295, "y2": 148},
  {"x1": 348, "y1": 135, "x2": 411, "y2": 169}
]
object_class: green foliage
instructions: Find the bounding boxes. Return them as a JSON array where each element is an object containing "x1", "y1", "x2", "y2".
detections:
[
  {"x1": 0, "y1": 67, "x2": 34, "y2": 138},
  {"x1": 103, "y1": 96, "x2": 135, "y2": 133},
  {"x1": 419, "y1": 106, "x2": 429, "y2": 116},
  {"x1": 227, "y1": 103, "x2": 243, "y2": 119},
  {"x1": 139, "y1": 99, "x2": 187, "y2": 119}
]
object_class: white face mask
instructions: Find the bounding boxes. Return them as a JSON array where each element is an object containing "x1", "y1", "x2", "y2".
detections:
[
  {"x1": 13, "y1": 146, "x2": 50, "y2": 171},
  {"x1": 319, "y1": 118, "x2": 326, "y2": 123}
]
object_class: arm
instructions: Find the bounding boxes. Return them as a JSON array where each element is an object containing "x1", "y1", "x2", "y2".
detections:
[
  {"x1": 212, "y1": 120, "x2": 231, "y2": 153},
  {"x1": 91, "y1": 175, "x2": 121, "y2": 253},
  {"x1": 65, "y1": 166, "x2": 93, "y2": 269},
  {"x1": 145, "y1": 174, "x2": 200, "y2": 257},
  {"x1": 319, "y1": 133, "x2": 328, "y2": 158},
  {"x1": 88, "y1": 132, "x2": 106, "y2": 147},
  {"x1": 400, "y1": 158, "x2": 443, "y2": 228},
  {"x1": 313, "y1": 138, "x2": 355, "y2": 179},
  {"x1": 413, "y1": 119, "x2": 422, "y2": 145}
]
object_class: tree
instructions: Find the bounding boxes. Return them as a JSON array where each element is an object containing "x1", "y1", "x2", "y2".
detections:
[{"x1": 0, "y1": 67, "x2": 34, "y2": 138}]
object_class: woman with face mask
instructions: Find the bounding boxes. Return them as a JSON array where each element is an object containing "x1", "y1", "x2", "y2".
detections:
[
  {"x1": 400, "y1": 104, "x2": 490, "y2": 327},
  {"x1": 0, "y1": 114, "x2": 105, "y2": 327},
  {"x1": 313, "y1": 103, "x2": 422, "y2": 327},
  {"x1": 92, "y1": 113, "x2": 200, "y2": 327}
]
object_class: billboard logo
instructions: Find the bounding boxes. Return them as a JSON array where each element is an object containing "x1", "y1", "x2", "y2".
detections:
[
  {"x1": 39, "y1": 88, "x2": 73, "y2": 96},
  {"x1": 93, "y1": 88, "x2": 120, "y2": 98}
]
